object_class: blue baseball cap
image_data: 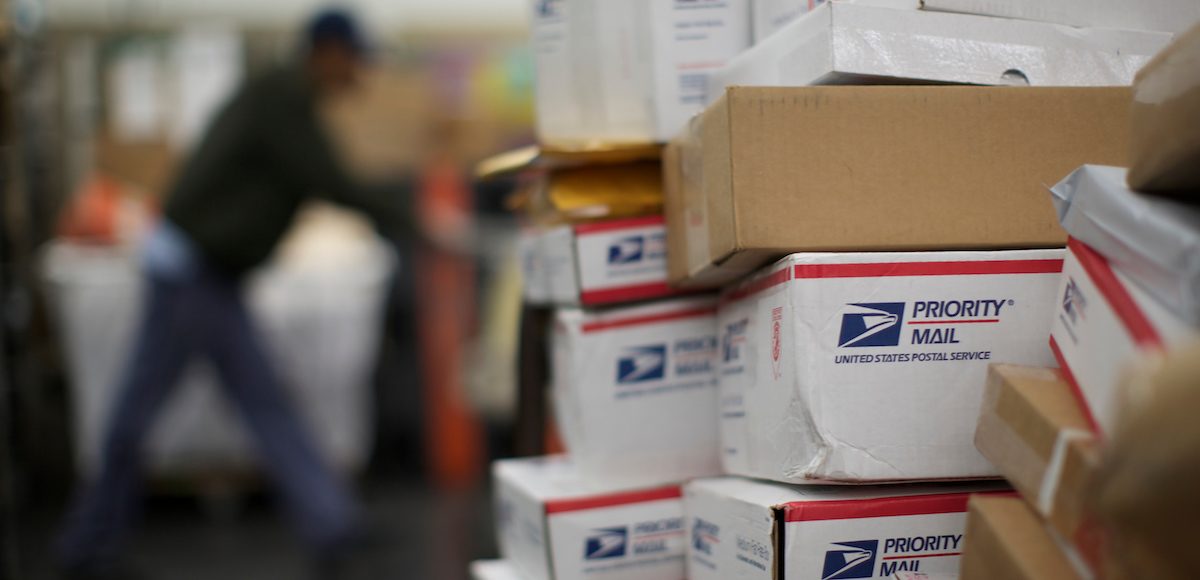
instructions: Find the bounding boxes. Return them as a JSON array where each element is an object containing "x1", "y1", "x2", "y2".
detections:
[{"x1": 306, "y1": 8, "x2": 368, "y2": 57}]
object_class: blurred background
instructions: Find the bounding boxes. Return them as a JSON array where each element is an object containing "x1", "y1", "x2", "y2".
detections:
[{"x1": 0, "y1": 0, "x2": 538, "y2": 578}]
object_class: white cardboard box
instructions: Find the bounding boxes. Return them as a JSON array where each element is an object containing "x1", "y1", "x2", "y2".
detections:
[
  {"x1": 523, "y1": 217, "x2": 682, "y2": 307},
  {"x1": 718, "y1": 250, "x2": 1064, "y2": 483},
  {"x1": 471, "y1": 560, "x2": 527, "y2": 580},
  {"x1": 1049, "y1": 239, "x2": 1199, "y2": 436},
  {"x1": 532, "y1": 0, "x2": 750, "y2": 146},
  {"x1": 553, "y1": 296, "x2": 721, "y2": 487},
  {"x1": 921, "y1": 0, "x2": 1200, "y2": 35},
  {"x1": 494, "y1": 456, "x2": 686, "y2": 580},
  {"x1": 684, "y1": 477, "x2": 1005, "y2": 580},
  {"x1": 709, "y1": 1, "x2": 1170, "y2": 102}
]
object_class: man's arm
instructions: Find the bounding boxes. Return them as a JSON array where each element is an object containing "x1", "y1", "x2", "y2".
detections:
[{"x1": 259, "y1": 91, "x2": 416, "y2": 239}]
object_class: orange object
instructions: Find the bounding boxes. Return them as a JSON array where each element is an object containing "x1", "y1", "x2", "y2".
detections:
[
  {"x1": 544, "y1": 417, "x2": 566, "y2": 456},
  {"x1": 415, "y1": 155, "x2": 485, "y2": 490},
  {"x1": 58, "y1": 174, "x2": 123, "y2": 243}
]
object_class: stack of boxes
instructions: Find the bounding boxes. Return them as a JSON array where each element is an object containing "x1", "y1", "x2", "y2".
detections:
[
  {"x1": 477, "y1": 2, "x2": 1200, "y2": 579},
  {"x1": 963, "y1": 25, "x2": 1200, "y2": 579},
  {"x1": 485, "y1": 3, "x2": 753, "y2": 578},
  {"x1": 494, "y1": 151, "x2": 720, "y2": 579}
]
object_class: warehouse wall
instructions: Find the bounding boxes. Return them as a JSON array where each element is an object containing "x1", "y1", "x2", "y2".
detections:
[{"x1": 42, "y1": 0, "x2": 530, "y2": 31}]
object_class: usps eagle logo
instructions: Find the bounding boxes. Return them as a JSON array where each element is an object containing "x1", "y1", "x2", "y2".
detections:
[
  {"x1": 617, "y1": 345, "x2": 667, "y2": 384},
  {"x1": 821, "y1": 540, "x2": 878, "y2": 579},
  {"x1": 837, "y1": 303, "x2": 906, "y2": 348},
  {"x1": 608, "y1": 236, "x2": 645, "y2": 265},
  {"x1": 584, "y1": 527, "x2": 628, "y2": 560}
]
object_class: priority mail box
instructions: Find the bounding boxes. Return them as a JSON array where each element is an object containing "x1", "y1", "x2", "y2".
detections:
[
  {"x1": 531, "y1": 0, "x2": 750, "y2": 147},
  {"x1": 718, "y1": 250, "x2": 1064, "y2": 483},
  {"x1": 553, "y1": 296, "x2": 720, "y2": 487},
  {"x1": 1128, "y1": 24, "x2": 1200, "y2": 194},
  {"x1": 921, "y1": 0, "x2": 1200, "y2": 34},
  {"x1": 684, "y1": 476, "x2": 1007, "y2": 580},
  {"x1": 667, "y1": 86, "x2": 1129, "y2": 288},
  {"x1": 1051, "y1": 165, "x2": 1200, "y2": 323},
  {"x1": 959, "y1": 496, "x2": 1085, "y2": 580},
  {"x1": 1049, "y1": 239, "x2": 1199, "y2": 436},
  {"x1": 495, "y1": 456, "x2": 685, "y2": 580},
  {"x1": 471, "y1": 560, "x2": 527, "y2": 580},
  {"x1": 525, "y1": 216, "x2": 682, "y2": 307},
  {"x1": 974, "y1": 365, "x2": 1102, "y2": 561},
  {"x1": 707, "y1": 2, "x2": 1169, "y2": 99}
]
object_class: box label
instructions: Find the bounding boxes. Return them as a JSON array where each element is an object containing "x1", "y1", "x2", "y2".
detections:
[
  {"x1": 551, "y1": 501, "x2": 687, "y2": 579},
  {"x1": 831, "y1": 298, "x2": 1015, "y2": 363}
]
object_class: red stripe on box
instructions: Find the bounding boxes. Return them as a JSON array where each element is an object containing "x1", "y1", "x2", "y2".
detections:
[
  {"x1": 1067, "y1": 239, "x2": 1163, "y2": 348},
  {"x1": 792, "y1": 259, "x2": 1063, "y2": 280},
  {"x1": 544, "y1": 486, "x2": 682, "y2": 515},
  {"x1": 573, "y1": 215, "x2": 664, "y2": 235},
  {"x1": 908, "y1": 319, "x2": 1000, "y2": 325},
  {"x1": 579, "y1": 282, "x2": 678, "y2": 306},
  {"x1": 882, "y1": 552, "x2": 962, "y2": 561},
  {"x1": 721, "y1": 266, "x2": 793, "y2": 305},
  {"x1": 722, "y1": 258, "x2": 1062, "y2": 305},
  {"x1": 1049, "y1": 335, "x2": 1104, "y2": 436},
  {"x1": 580, "y1": 306, "x2": 716, "y2": 333},
  {"x1": 782, "y1": 490, "x2": 1014, "y2": 523}
]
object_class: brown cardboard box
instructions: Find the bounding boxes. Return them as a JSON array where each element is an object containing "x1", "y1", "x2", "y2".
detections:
[
  {"x1": 668, "y1": 86, "x2": 1131, "y2": 288},
  {"x1": 1128, "y1": 24, "x2": 1200, "y2": 194},
  {"x1": 975, "y1": 365, "x2": 1102, "y2": 550},
  {"x1": 960, "y1": 496, "x2": 1082, "y2": 580},
  {"x1": 662, "y1": 141, "x2": 688, "y2": 283}
]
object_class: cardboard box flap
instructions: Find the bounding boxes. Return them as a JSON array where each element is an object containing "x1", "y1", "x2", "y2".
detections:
[{"x1": 1051, "y1": 165, "x2": 1200, "y2": 323}]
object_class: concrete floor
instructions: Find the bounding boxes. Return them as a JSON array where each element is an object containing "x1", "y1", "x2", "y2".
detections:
[{"x1": 16, "y1": 479, "x2": 498, "y2": 580}]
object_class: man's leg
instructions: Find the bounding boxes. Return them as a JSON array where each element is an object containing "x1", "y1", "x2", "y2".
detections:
[
  {"x1": 57, "y1": 277, "x2": 196, "y2": 569},
  {"x1": 197, "y1": 273, "x2": 361, "y2": 553}
]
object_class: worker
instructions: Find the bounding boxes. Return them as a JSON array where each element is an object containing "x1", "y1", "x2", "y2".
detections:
[{"x1": 56, "y1": 9, "x2": 435, "y2": 580}]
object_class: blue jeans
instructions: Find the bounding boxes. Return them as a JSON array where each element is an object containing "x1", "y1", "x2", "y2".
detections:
[{"x1": 58, "y1": 224, "x2": 361, "y2": 567}]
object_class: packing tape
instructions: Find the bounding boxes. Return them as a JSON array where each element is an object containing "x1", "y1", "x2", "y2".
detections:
[
  {"x1": 1046, "y1": 520, "x2": 1097, "y2": 580},
  {"x1": 1037, "y1": 428, "x2": 1093, "y2": 517}
]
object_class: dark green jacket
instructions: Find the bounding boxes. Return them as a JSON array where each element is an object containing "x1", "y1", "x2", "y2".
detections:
[{"x1": 164, "y1": 65, "x2": 411, "y2": 274}]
